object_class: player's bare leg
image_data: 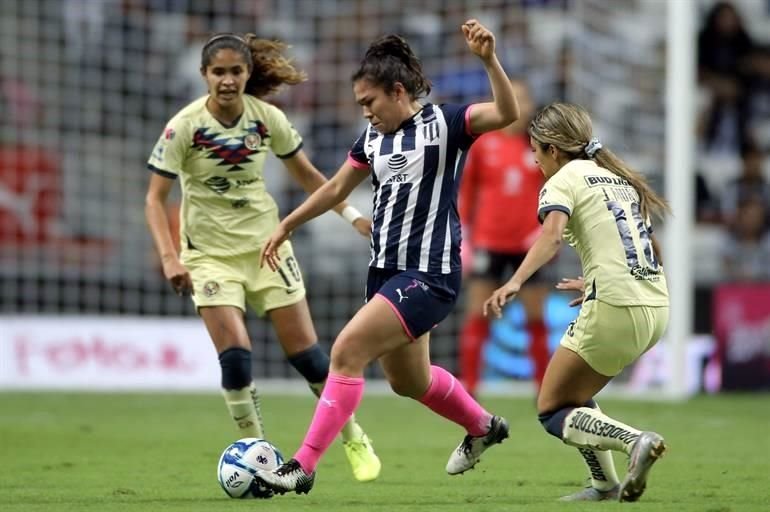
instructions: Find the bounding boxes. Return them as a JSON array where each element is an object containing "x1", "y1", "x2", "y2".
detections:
[
  {"x1": 201, "y1": 306, "x2": 266, "y2": 438},
  {"x1": 537, "y1": 347, "x2": 666, "y2": 502},
  {"x1": 271, "y1": 300, "x2": 381, "y2": 483}
]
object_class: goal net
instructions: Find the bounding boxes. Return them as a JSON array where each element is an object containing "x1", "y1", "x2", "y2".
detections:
[{"x1": 0, "y1": 0, "x2": 705, "y2": 395}]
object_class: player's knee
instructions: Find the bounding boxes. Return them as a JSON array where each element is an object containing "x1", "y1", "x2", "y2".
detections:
[
  {"x1": 218, "y1": 347, "x2": 252, "y2": 390},
  {"x1": 287, "y1": 344, "x2": 329, "y2": 384},
  {"x1": 387, "y1": 378, "x2": 421, "y2": 399},
  {"x1": 537, "y1": 407, "x2": 572, "y2": 440},
  {"x1": 329, "y1": 333, "x2": 368, "y2": 373}
]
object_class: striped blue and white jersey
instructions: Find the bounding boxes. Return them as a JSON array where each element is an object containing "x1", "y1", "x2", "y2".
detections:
[{"x1": 348, "y1": 103, "x2": 477, "y2": 274}]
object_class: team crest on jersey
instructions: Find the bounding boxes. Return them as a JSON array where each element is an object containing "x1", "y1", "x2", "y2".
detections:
[
  {"x1": 164, "y1": 127, "x2": 175, "y2": 140},
  {"x1": 244, "y1": 133, "x2": 261, "y2": 150},
  {"x1": 203, "y1": 281, "x2": 220, "y2": 297},
  {"x1": 191, "y1": 119, "x2": 270, "y2": 172}
]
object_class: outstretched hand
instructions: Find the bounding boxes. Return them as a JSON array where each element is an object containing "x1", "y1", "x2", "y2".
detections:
[
  {"x1": 260, "y1": 224, "x2": 291, "y2": 271},
  {"x1": 462, "y1": 19, "x2": 495, "y2": 61},
  {"x1": 555, "y1": 276, "x2": 585, "y2": 307},
  {"x1": 482, "y1": 281, "x2": 521, "y2": 319}
]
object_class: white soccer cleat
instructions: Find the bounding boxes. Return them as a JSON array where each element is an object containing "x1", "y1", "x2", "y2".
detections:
[
  {"x1": 255, "y1": 458, "x2": 316, "y2": 495},
  {"x1": 446, "y1": 415, "x2": 509, "y2": 475}
]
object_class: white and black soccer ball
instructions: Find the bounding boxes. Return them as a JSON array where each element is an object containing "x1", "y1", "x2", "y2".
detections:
[{"x1": 217, "y1": 438, "x2": 284, "y2": 499}]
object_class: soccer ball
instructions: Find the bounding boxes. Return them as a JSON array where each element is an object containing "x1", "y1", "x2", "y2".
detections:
[{"x1": 217, "y1": 438, "x2": 284, "y2": 499}]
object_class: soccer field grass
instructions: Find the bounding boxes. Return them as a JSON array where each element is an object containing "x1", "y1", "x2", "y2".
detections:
[{"x1": 1, "y1": 392, "x2": 767, "y2": 511}]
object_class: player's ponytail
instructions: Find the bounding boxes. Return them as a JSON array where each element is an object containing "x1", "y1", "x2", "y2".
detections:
[
  {"x1": 528, "y1": 102, "x2": 670, "y2": 220},
  {"x1": 242, "y1": 35, "x2": 306, "y2": 97},
  {"x1": 591, "y1": 146, "x2": 670, "y2": 220},
  {"x1": 352, "y1": 35, "x2": 431, "y2": 99}
]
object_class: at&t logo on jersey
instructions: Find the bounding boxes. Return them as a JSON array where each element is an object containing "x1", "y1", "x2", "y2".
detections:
[{"x1": 388, "y1": 153, "x2": 408, "y2": 170}]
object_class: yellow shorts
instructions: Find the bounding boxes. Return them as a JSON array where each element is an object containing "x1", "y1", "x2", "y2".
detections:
[
  {"x1": 560, "y1": 299, "x2": 669, "y2": 377},
  {"x1": 181, "y1": 241, "x2": 306, "y2": 317}
]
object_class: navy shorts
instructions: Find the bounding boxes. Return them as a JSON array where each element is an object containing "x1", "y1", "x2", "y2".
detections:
[{"x1": 365, "y1": 267, "x2": 462, "y2": 339}]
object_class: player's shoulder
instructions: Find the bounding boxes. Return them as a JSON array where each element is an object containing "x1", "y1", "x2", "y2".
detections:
[
  {"x1": 556, "y1": 159, "x2": 602, "y2": 186},
  {"x1": 243, "y1": 94, "x2": 284, "y2": 119},
  {"x1": 165, "y1": 96, "x2": 208, "y2": 130},
  {"x1": 435, "y1": 101, "x2": 467, "y2": 119}
]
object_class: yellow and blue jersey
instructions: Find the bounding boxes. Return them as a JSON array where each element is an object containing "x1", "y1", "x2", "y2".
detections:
[
  {"x1": 537, "y1": 160, "x2": 668, "y2": 306},
  {"x1": 148, "y1": 95, "x2": 302, "y2": 257}
]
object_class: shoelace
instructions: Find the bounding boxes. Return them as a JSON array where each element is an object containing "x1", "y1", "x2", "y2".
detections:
[
  {"x1": 275, "y1": 460, "x2": 301, "y2": 477},
  {"x1": 345, "y1": 440, "x2": 367, "y2": 454},
  {"x1": 458, "y1": 435, "x2": 474, "y2": 455}
]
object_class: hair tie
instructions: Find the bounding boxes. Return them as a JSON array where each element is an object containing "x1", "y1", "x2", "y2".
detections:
[{"x1": 584, "y1": 137, "x2": 602, "y2": 158}]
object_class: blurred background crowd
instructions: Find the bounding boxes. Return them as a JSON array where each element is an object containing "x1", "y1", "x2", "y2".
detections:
[{"x1": 1, "y1": 0, "x2": 769, "y2": 388}]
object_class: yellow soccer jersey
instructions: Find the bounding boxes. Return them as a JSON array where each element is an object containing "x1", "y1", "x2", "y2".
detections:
[
  {"x1": 147, "y1": 95, "x2": 302, "y2": 257},
  {"x1": 537, "y1": 160, "x2": 668, "y2": 306}
]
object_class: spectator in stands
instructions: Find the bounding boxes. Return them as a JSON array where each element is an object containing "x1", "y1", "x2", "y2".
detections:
[
  {"x1": 720, "y1": 142, "x2": 770, "y2": 228},
  {"x1": 144, "y1": 33, "x2": 381, "y2": 484},
  {"x1": 257, "y1": 19, "x2": 517, "y2": 495},
  {"x1": 697, "y1": 2, "x2": 757, "y2": 154},
  {"x1": 694, "y1": 172, "x2": 721, "y2": 224},
  {"x1": 458, "y1": 78, "x2": 550, "y2": 395},
  {"x1": 0, "y1": 74, "x2": 43, "y2": 130},
  {"x1": 484, "y1": 102, "x2": 670, "y2": 502},
  {"x1": 721, "y1": 197, "x2": 770, "y2": 282}
]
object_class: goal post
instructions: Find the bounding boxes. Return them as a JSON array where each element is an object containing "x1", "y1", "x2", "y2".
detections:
[{"x1": 664, "y1": 0, "x2": 697, "y2": 399}]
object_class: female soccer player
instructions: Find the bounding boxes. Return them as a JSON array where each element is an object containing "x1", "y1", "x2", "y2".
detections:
[
  {"x1": 458, "y1": 79, "x2": 550, "y2": 394},
  {"x1": 144, "y1": 33, "x2": 381, "y2": 483},
  {"x1": 255, "y1": 19, "x2": 518, "y2": 495},
  {"x1": 484, "y1": 102, "x2": 670, "y2": 502}
]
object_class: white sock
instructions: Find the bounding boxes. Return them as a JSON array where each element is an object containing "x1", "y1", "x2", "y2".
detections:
[
  {"x1": 575, "y1": 401, "x2": 620, "y2": 490},
  {"x1": 562, "y1": 407, "x2": 640, "y2": 455},
  {"x1": 576, "y1": 447, "x2": 620, "y2": 491},
  {"x1": 222, "y1": 382, "x2": 265, "y2": 438}
]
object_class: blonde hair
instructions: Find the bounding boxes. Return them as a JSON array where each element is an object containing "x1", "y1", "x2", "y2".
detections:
[{"x1": 528, "y1": 102, "x2": 670, "y2": 220}]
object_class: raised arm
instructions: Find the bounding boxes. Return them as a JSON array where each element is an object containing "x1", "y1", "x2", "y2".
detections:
[
  {"x1": 461, "y1": 19, "x2": 519, "y2": 135},
  {"x1": 261, "y1": 159, "x2": 369, "y2": 270}
]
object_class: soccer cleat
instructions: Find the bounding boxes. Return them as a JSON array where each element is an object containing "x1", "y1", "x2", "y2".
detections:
[
  {"x1": 619, "y1": 431, "x2": 667, "y2": 502},
  {"x1": 446, "y1": 415, "x2": 509, "y2": 475},
  {"x1": 343, "y1": 434, "x2": 382, "y2": 482},
  {"x1": 559, "y1": 485, "x2": 619, "y2": 502},
  {"x1": 255, "y1": 458, "x2": 316, "y2": 495}
]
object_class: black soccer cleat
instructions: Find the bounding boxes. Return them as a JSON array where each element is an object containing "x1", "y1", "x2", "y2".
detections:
[
  {"x1": 256, "y1": 458, "x2": 316, "y2": 495},
  {"x1": 446, "y1": 415, "x2": 510, "y2": 475}
]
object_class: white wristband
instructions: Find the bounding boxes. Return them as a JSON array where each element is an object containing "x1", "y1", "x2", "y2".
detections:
[{"x1": 340, "y1": 205, "x2": 363, "y2": 224}]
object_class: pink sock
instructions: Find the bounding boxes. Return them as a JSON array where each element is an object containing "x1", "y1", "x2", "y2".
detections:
[
  {"x1": 294, "y1": 373, "x2": 364, "y2": 473},
  {"x1": 419, "y1": 365, "x2": 492, "y2": 436}
]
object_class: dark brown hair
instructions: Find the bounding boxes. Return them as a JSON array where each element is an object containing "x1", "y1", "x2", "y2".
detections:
[
  {"x1": 201, "y1": 33, "x2": 306, "y2": 98},
  {"x1": 351, "y1": 35, "x2": 431, "y2": 99}
]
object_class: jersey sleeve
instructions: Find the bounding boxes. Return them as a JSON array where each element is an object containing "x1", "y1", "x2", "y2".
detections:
[
  {"x1": 440, "y1": 103, "x2": 476, "y2": 151},
  {"x1": 267, "y1": 105, "x2": 303, "y2": 159},
  {"x1": 346, "y1": 128, "x2": 371, "y2": 170},
  {"x1": 147, "y1": 117, "x2": 190, "y2": 179},
  {"x1": 537, "y1": 171, "x2": 575, "y2": 223}
]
